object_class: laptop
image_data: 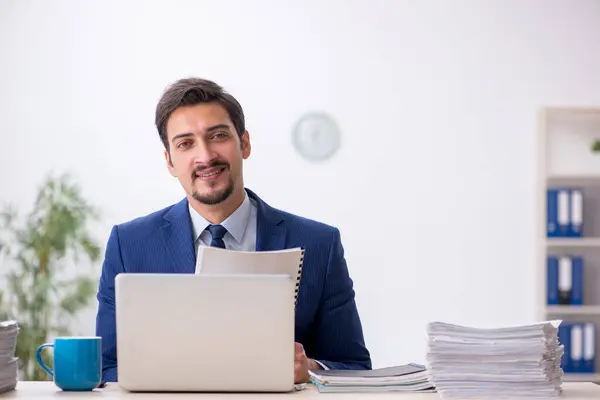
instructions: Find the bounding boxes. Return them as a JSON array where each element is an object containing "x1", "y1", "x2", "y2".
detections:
[{"x1": 114, "y1": 273, "x2": 296, "y2": 392}]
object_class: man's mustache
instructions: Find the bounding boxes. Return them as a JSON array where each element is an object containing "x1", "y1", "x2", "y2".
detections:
[{"x1": 192, "y1": 161, "x2": 230, "y2": 179}]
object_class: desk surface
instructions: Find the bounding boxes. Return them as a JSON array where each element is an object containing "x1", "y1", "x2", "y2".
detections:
[{"x1": 3, "y1": 382, "x2": 600, "y2": 399}]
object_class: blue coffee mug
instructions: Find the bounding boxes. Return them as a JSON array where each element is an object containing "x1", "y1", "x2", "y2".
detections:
[{"x1": 36, "y1": 336, "x2": 102, "y2": 391}]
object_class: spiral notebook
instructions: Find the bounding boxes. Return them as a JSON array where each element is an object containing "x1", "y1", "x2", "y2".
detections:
[
  {"x1": 309, "y1": 363, "x2": 435, "y2": 393},
  {"x1": 196, "y1": 247, "x2": 305, "y2": 304}
]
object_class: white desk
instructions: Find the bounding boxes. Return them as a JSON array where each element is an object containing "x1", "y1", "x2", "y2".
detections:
[{"x1": 3, "y1": 382, "x2": 600, "y2": 399}]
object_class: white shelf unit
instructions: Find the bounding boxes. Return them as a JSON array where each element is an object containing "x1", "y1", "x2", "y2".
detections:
[
  {"x1": 547, "y1": 306, "x2": 600, "y2": 316},
  {"x1": 560, "y1": 373, "x2": 600, "y2": 382},
  {"x1": 538, "y1": 107, "x2": 600, "y2": 383},
  {"x1": 547, "y1": 238, "x2": 600, "y2": 248}
]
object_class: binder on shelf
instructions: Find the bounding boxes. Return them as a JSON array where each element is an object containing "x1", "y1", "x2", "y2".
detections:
[
  {"x1": 558, "y1": 257, "x2": 573, "y2": 305},
  {"x1": 547, "y1": 256, "x2": 559, "y2": 305},
  {"x1": 583, "y1": 323, "x2": 596, "y2": 373},
  {"x1": 570, "y1": 256, "x2": 584, "y2": 305},
  {"x1": 547, "y1": 189, "x2": 570, "y2": 237},
  {"x1": 559, "y1": 323, "x2": 572, "y2": 373},
  {"x1": 571, "y1": 324, "x2": 583, "y2": 373},
  {"x1": 569, "y1": 189, "x2": 584, "y2": 237}
]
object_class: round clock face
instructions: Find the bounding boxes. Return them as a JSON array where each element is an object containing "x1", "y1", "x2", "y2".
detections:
[{"x1": 292, "y1": 112, "x2": 341, "y2": 161}]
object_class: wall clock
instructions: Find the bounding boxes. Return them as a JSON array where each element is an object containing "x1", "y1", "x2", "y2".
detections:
[{"x1": 291, "y1": 112, "x2": 341, "y2": 161}]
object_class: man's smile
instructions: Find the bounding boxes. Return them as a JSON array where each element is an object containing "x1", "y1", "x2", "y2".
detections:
[{"x1": 194, "y1": 166, "x2": 227, "y2": 181}]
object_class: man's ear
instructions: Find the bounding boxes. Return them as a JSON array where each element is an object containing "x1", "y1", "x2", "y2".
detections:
[
  {"x1": 241, "y1": 131, "x2": 251, "y2": 159},
  {"x1": 165, "y1": 150, "x2": 176, "y2": 176}
]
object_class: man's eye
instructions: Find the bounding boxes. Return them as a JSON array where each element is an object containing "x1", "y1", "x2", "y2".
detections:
[
  {"x1": 212, "y1": 132, "x2": 228, "y2": 139},
  {"x1": 177, "y1": 140, "x2": 192, "y2": 149}
]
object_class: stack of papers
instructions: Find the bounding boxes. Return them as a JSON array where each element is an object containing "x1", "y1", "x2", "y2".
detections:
[
  {"x1": 308, "y1": 364, "x2": 435, "y2": 393},
  {"x1": 426, "y1": 320, "x2": 564, "y2": 399},
  {"x1": 0, "y1": 321, "x2": 19, "y2": 394}
]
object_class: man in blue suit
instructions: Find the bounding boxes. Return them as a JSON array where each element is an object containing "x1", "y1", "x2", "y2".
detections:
[{"x1": 95, "y1": 77, "x2": 371, "y2": 383}]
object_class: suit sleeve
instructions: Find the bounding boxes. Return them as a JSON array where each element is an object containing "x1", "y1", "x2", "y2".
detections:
[
  {"x1": 95, "y1": 225, "x2": 125, "y2": 382},
  {"x1": 312, "y1": 228, "x2": 372, "y2": 370}
]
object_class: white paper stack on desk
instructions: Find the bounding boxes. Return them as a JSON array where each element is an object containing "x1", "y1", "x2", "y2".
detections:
[
  {"x1": 308, "y1": 363, "x2": 435, "y2": 393},
  {"x1": 0, "y1": 321, "x2": 19, "y2": 394},
  {"x1": 426, "y1": 320, "x2": 563, "y2": 399}
]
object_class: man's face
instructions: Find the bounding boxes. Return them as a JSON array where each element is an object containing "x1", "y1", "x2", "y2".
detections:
[{"x1": 165, "y1": 102, "x2": 250, "y2": 205}]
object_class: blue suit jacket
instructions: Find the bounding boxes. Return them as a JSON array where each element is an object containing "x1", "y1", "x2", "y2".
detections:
[{"x1": 95, "y1": 188, "x2": 371, "y2": 381}]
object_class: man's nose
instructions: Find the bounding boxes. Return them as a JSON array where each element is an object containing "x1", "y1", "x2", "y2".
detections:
[{"x1": 192, "y1": 141, "x2": 217, "y2": 165}]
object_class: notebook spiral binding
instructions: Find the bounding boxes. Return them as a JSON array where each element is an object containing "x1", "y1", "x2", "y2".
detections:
[{"x1": 294, "y1": 248, "x2": 306, "y2": 308}]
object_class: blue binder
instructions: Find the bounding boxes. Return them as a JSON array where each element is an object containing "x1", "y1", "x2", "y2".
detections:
[
  {"x1": 559, "y1": 323, "x2": 571, "y2": 373},
  {"x1": 547, "y1": 189, "x2": 559, "y2": 237},
  {"x1": 547, "y1": 256, "x2": 559, "y2": 305},
  {"x1": 558, "y1": 256, "x2": 573, "y2": 305},
  {"x1": 571, "y1": 324, "x2": 584, "y2": 373},
  {"x1": 583, "y1": 323, "x2": 596, "y2": 373},
  {"x1": 547, "y1": 189, "x2": 570, "y2": 237},
  {"x1": 571, "y1": 256, "x2": 584, "y2": 305},
  {"x1": 569, "y1": 189, "x2": 583, "y2": 237}
]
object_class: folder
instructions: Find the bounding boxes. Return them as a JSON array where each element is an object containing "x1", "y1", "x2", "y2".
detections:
[
  {"x1": 570, "y1": 256, "x2": 584, "y2": 305},
  {"x1": 569, "y1": 189, "x2": 583, "y2": 237},
  {"x1": 571, "y1": 324, "x2": 583, "y2": 373},
  {"x1": 196, "y1": 247, "x2": 305, "y2": 306},
  {"x1": 547, "y1": 189, "x2": 570, "y2": 237},
  {"x1": 559, "y1": 323, "x2": 571, "y2": 372},
  {"x1": 546, "y1": 256, "x2": 559, "y2": 305},
  {"x1": 583, "y1": 323, "x2": 596, "y2": 373},
  {"x1": 547, "y1": 189, "x2": 558, "y2": 237},
  {"x1": 309, "y1": 364, "x2": 434, "y2": 393},
  {"x1": 558, "y1": 257, "x2": 572, "y2": 305}
]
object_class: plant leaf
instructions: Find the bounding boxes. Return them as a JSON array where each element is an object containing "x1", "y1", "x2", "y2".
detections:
[{"x1": 59, "y1": 276, "x2": 97, "y2": 316}]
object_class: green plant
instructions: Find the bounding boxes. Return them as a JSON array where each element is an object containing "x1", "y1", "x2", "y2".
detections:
[
  {"x1": 0, "y1": 173, "x2": 101, "y2": 380},
  {"x1": 592, "y1": 139, "x2": 600, "y2": 153}
]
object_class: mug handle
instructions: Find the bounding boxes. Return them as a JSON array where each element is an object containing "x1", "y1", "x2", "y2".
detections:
[{"x1": 36, "y1": 343, "x2": 54, "y2": 377}]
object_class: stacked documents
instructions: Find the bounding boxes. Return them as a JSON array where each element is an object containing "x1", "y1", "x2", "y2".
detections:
[
  {"x1": 0, "y1": 321, "x2": 19, "y2": 394},
  {"x1": 426, "y1": 320, "x2": 563, "y2": 399},
  {"x1": 308, "y1": 364, "x2": 435, "y2": 393}
]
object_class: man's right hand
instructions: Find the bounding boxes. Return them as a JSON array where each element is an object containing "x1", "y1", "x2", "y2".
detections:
[
  {"x1": 294, "y1": 342, "x2": 322, "y2": 383},
  {"x1": 294, "y1": 342, "x2": 310, "y2": 383}
]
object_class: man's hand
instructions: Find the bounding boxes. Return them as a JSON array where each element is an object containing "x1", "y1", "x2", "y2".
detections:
[{"x1": 295, "y1": 342, "x2": 322, "y2": 383}]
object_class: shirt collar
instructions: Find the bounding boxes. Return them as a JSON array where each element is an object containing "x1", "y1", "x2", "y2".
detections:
[{"x1": 188, "y1": 192, "x2": 252, "y2": 244}]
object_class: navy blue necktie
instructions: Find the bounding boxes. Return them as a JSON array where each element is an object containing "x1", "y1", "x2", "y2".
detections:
[{"x1": 206, "y1": 224, "x2": 227, "y2": 249}]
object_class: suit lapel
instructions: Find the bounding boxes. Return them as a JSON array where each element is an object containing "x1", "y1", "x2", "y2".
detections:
[
  {"x1": 159, "y1": 190, "x2": 286, "y2": 272},
  {"x1": 247, "y1": 189, "x2": 288, "y2": 251},
  {"x1": 160, "y1": 198, "x2": 196, "y2": 274}
]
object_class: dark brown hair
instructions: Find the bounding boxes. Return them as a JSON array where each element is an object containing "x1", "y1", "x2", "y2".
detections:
[{"x1": 155, "y1": 77, "x2": 246, "y2": 150}]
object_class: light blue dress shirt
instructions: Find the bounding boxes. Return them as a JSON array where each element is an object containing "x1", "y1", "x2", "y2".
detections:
[{"x1": 188, "y1": 192, "x2": 258, "y2": 256}]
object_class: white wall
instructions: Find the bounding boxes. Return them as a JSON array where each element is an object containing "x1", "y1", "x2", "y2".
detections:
[{"x1": 1, "y1": 0, "x2": 600, "y2": 368}]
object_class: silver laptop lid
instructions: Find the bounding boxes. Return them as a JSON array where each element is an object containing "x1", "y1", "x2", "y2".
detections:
[{"x1": 115, "y1": 273, "x2": 296, "y2": 392}]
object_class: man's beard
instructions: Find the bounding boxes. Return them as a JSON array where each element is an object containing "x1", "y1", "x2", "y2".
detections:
[
  {"x1": 191, "y1": 162, "x2": 235, "y2": 205},
  {"x1": 192, "y1": 181, "x2": 234, "y2": 205}
]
